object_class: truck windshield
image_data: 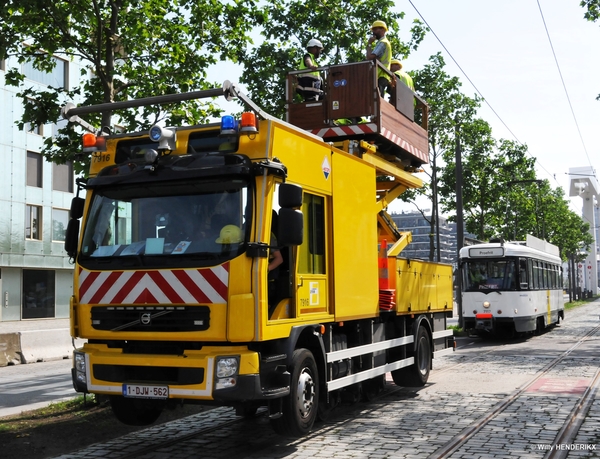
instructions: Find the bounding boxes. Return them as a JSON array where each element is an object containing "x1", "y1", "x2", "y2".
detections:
[{"x1": 79, "y1": 179, "x2": 250, "y2": 268}]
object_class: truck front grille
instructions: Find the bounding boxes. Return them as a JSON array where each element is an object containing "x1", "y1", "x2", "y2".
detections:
[
  {"x1": 94, "y1": 364, "x2": 204, "y2": 385},
  {"x1": 91, "y1": 306, "x2": 210, "y2": 332}
]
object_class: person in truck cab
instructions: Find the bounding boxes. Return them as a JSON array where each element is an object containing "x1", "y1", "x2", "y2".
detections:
[{"x1": 366, "y1": 20, "x2": 392, "y2": 97}]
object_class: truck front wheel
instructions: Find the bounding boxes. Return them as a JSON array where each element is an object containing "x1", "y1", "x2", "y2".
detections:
[
  {"x1": 271, "y1": 348, "x2": 319, "y2": 437},
  {"x1": 110, "y1": 395, "x2": 164, "y2": 426}
]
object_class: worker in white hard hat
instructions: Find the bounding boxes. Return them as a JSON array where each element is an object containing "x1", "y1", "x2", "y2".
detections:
[
  {"x1": 297, "y1": 38, "x2": 324, "y2": 102},
  {"x1": 366, "y1": 20, "x2": 392, "y2": 97}
]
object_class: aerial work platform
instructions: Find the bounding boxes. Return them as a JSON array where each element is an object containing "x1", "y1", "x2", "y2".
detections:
[{"x1": 286, "y1": 61, "x2": 429, "y2": 167}]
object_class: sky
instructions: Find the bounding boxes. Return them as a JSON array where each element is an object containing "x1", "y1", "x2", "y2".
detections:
[
  {"x1": 211, "y1": 1, "x2": 600, "y2": 218},
  {"x1": 388, "y1": 0, "x2": 600, "y2": 215}
]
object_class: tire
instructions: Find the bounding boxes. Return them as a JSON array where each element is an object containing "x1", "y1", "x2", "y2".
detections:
[
  {"x1": 535, "y1": 316, "x2": 545, "y2": 335},
  {"x1": 238, "y1": 401, "x2": 260, "y2": 418},
  {"x1": 391, "y1": 325, "x2": 431, "y2": 387},
  {"x1": 270, "y1": 349, "x2": 319, "y2": 437},
  {"x1": 362, "y1": 374, "x2": 385, "y2": 401},
  {"x1": 110, "y1": 396, "x2": 164, "y2": 426}
]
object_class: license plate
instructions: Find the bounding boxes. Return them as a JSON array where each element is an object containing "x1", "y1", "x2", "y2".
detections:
[{"x1": 122, "y1": 384, "x2": 169, "y2": 399}]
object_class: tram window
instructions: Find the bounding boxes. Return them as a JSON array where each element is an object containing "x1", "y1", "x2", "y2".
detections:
[
  {"x1": 528, "y1": 259, "x2": 534, "y2": 290},
  {"x1": 542, "y1": 263, "x2": 547, "y2": 289},
  {"x1": 519, "y1": 259, "x2": 528, "y2": 289},
  {"x1": 533, "y1": 260, "x2": 544, "y2": 290}
]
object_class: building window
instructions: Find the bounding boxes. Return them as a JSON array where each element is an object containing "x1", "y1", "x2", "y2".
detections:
[
  {"x1": 23, "y1": 56, "x2": 68, "y2": 88},
  {"x1": 22, "y1": 269, "x2": 55, "y2": 319},
  {"x1": 52, "y1": 162, "x2": 73, "y2": 192},
  {"x1": 24, "y1": 122, "x2": 43, "y2": 135},
  {"x1": 52, "y1": 208, "x2": 69, "y2": 242},
  {"x1": 26, "y1": 151, "x2": 43, "y2": 187},
  {"x1": 24, "y1": 99, "x2": 43, "y2": 135},
  {"x1": 51, "y1": 118, "x2": 68, "y2": 138},
  {"x1": 25, "y1": 205, "x2": 42, "y2": 240}
]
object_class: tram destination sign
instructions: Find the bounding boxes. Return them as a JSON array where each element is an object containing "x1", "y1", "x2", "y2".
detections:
[{"x1": 468, "y1": 247, "x2": 505, "y2": 258}]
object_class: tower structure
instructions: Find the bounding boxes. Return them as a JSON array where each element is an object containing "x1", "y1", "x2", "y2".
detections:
[{"x1": 569, "y1": 166, "x2": 599, "y2": 294}]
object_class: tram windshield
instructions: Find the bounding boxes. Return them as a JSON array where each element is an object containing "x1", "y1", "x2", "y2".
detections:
[{"x1": 463, "y1": 259, "x2": 517, "y2": 291}]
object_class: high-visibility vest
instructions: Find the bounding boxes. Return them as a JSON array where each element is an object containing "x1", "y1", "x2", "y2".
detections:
[
  {"x1": 299, "y1": 52, "x2": 319, "y2": 80},
  {"x1": 395, "y1": 70, "x2": 414, "y2": 91},
  {"x1": 375, "y1": 37, "x2": 391, "y2": 81}
]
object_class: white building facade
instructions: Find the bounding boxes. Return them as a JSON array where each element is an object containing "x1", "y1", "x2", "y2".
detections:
[{"x1": 0, "y1": 55, "x2": 81, "y2": 322}]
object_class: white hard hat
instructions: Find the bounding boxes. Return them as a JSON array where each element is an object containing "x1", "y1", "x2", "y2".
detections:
[{"x1": 306, "y1": 39, "x2": 323, "y2": 49}]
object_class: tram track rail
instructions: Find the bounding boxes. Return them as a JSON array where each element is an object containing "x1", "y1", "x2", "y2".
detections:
[
  {"x1": 427, "y1": 323, "x2": 600, "y2": 459},
  {"x1": 59, "y1": 310, "x2": 600, "y2": 459}
]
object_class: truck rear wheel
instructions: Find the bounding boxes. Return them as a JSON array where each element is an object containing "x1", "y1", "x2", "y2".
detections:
[
  {"x1": 110, "y1": 395, "x2": 164, "y2": 426},
  {"x1": 391, "y1": 325, "x2": 431, "y2": 387},
  {"x1": 271, "y1": 348, "x2": 319, "y2": 437}
]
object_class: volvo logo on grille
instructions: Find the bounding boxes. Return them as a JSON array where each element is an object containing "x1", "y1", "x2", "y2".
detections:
[{"x1": 140, "y1": 313, "x2": 152, "y2": 325}]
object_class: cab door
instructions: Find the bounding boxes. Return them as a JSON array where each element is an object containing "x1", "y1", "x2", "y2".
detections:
[{"x1": 296, "y1": 193, "x2": 329, "y2": 317}]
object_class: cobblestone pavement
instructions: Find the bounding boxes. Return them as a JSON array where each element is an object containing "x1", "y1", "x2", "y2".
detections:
[{"x1": 55, "y1": 302, "x2": 600, "y2": 459}]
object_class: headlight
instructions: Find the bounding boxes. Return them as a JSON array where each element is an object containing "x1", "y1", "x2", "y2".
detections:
[
  {"x1": 216, "y1": 356, "x2": 239, "y2": 378},
  {"x1": 74, "y1": 352, "x2": 86, "y2": 373},
  {"x1": 483, "y1": 301, "x2": 490, "y2": 309}
]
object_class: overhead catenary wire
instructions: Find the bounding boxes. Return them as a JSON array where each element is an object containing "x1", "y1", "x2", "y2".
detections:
[
  {"x1": 536, "y1": 0, "x2": 594, "y2": 173},
  {"x1": 406, "y1": 0, "x2": 572, "y2": 186}
]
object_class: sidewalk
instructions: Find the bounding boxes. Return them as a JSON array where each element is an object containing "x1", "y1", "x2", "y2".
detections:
[{"x1": 0, "y1": 318, "x2": 84, "y2": 366}]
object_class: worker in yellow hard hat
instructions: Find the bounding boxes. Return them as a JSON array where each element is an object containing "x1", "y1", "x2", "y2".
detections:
[
  {"x1": 297, "y1": 38, "x2": 325, "y2": 102},
  {"x1": 390, "y1": 58, "x2": 414, "y2": 91},
  {"x1": 366, "y1": 20, "x2": 392, "y2": 97}
]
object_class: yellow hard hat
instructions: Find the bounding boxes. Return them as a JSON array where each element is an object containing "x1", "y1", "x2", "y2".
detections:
[
  {"x1": 391, "y1": 59, "x2": 401, "y2": 66},
  {"x1": 215, "y1": 225, "x2": 242, "y2": 244},
  {"x1": 371, "y1": 20, "x2": 388, "y2": 31}
]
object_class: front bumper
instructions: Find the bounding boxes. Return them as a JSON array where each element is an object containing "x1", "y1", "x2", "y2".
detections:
[{"x1": 71, "y1": 343, "x2": 290, "y2": 402}]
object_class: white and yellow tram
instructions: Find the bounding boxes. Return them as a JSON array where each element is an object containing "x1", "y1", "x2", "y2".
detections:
[{"x1": 459, "y1": 235, "x2": 564, "y2": 336}]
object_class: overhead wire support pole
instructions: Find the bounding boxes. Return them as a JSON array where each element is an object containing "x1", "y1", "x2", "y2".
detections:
[{"x1": 455, "y1": 116, "x2": 464, "y2": 329}]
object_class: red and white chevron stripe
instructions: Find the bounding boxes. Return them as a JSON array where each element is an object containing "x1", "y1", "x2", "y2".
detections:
[
  {"x1": 380, "y1": 127, "x2": 428, "y2": 164},
  {"x1": 311, "y1": 123, "x2": 378, "y2": 139},
  {"x1": 78, "y1": 264, "x2": 229, "y2": 305},
  {"x1": 310, "y1": 123, "x2": 429, "y2": 164}
]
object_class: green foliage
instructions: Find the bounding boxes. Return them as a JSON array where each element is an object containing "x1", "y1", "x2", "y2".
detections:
[
  {"x1": 0, "y1": 0, "x2": 261, "y2": 171},
  {"x1": 240, "y1": 0, "x2": 427, "y2": 118},
  {"x1": 581, "y1": 0, "x2": 600, "y2": 21},
  {"x1": 414, "y1": 53, "x2": 591, "y2": 260}
]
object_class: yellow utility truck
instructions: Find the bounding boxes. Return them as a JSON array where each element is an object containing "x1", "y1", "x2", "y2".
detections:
[{"x1": 64, "y1": 65, "x2": 453, "y2": 437}]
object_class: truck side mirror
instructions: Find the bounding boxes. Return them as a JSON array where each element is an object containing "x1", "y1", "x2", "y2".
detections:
[
  {"x1": 279, "y1": 183, "x2": 302, "y2": 208},
  {"x1": 65, "y1": 197, "x2": 85, "y2": 258},
  {"x1": 278, "y1": 208, "x2": 303, "y2": 246},
  {"x1": 65, "y1": 219, "x2": 80, "y2": 259},
  {"x1": 70, "y1": 197, "x2": 85, "y2": 220}
]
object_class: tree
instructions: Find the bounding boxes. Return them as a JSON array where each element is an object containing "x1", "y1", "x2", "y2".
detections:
[
  {"x1": 581, "y1": 0, "x2": 600, "y2": 99},
  {"x1": 581, "y1": 0, "x2": 600, "y2": 21},
  {"x1": 409, "y1": 53, "x2": 480, "y2": 259},
  {"x1": 1, "y1": 0, "x2": 261, "y2": 173},
  {"x1": 239, "y1": 0, "x2": 427, "y2": 118}
]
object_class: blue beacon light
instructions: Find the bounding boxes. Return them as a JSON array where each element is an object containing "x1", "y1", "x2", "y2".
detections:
[{"x1": 220, "y1": 115, "x2": 238, "y2": 136}]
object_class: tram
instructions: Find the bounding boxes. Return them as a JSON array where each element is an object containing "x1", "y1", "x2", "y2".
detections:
[{"x1": 459, "y1": 235, "x2": 564, "y2": 336}]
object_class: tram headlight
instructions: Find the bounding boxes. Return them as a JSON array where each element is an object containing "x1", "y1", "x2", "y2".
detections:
[{"x1": 483, "y1": 301, "x2": 490, "y2": 309}]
